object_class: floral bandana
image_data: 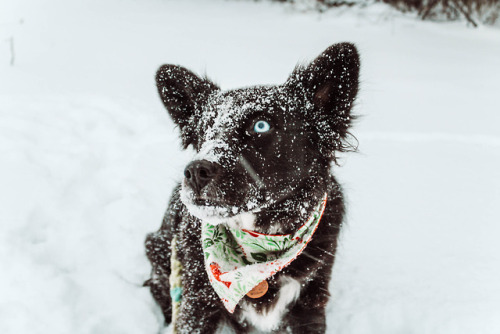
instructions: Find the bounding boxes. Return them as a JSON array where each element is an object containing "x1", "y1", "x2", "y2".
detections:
[{"x1": 201, "y1": 193, "x2": 328, "y2": 313}]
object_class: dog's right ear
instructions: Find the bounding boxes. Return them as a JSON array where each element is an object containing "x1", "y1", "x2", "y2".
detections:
[{"x1": 156, "y1": 65, "x2": 219, "y2": 148}]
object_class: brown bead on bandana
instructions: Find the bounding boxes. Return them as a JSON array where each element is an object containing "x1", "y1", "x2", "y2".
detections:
[{"x1": 246, "y1": 280, "x2": 268, "y2": 299}]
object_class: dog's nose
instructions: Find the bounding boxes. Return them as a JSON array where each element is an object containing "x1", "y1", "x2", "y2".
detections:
[{"x1": 184, "y1": 160, "x2": 219, "y2": 192}]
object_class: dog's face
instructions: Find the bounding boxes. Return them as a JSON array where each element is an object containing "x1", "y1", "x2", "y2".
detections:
[{"x1": 156, "y1": 43, "x2": 359, "y2": 222}]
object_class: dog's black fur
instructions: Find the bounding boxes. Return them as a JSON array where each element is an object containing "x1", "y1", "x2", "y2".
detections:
[{"x1": 145, "y1": 43, "x2": 360, "y2": 333}]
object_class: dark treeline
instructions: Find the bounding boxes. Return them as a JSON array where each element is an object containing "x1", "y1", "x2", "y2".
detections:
[{"x1": 271, "y1": 0, "x2": 500, "y2": 26}]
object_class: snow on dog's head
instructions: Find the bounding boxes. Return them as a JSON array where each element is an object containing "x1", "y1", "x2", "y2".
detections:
[{"x1": 156, "y1": 43, "x2": 360, "y2": 223}]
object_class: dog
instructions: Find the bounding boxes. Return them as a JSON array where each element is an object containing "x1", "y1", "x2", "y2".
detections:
[{"x1": 145, "y1": 43, "x2": 360, "y2": 334}]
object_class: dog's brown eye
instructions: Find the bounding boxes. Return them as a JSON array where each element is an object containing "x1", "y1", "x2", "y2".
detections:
[{"x1": 253, "y1": 120, "x2": 271, "y2": 133}]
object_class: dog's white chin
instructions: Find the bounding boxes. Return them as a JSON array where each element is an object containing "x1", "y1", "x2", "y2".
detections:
[{"x1": 180, "y1": 188, "x2": 258, "y2": 230}]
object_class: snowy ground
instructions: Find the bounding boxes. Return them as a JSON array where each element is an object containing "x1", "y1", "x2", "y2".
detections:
[{"x1": 1, "y1": 0, "x2": 500, "y2": 333}]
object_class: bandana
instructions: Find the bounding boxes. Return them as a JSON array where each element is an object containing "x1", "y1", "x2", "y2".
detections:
[{"x1": 201, "y1": 193, "x2": 327, "y2": 313}]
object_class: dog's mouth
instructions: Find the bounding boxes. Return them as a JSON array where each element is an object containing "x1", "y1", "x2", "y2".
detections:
[
  {"x1": 180, "y1": 184, "x2": 266, "y2": 223},
  {"x1": 180, "y1": 188, "x2": 237, "y2": 218},
  {"x1": 192, "y1": 197, "x2": 225, "y2": 208}
]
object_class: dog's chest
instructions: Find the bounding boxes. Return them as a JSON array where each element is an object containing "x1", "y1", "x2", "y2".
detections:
[{"x1": 238, "y1": 276, "x2": 302, "y2": 333}]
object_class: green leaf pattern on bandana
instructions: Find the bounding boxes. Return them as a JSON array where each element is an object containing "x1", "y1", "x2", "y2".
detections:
[{"x1": 201, "y1": 193, "x2": 327, "y2": 313}]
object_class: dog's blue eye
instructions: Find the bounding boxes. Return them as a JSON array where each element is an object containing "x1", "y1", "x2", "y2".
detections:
[{"x1": 253, "y1": 120, "x2": 271, "y2": 133}]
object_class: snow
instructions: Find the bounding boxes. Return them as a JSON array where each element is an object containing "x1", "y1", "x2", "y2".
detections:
[{"x1": 1, "y1": 0, "x2": 500, "y2": 333}]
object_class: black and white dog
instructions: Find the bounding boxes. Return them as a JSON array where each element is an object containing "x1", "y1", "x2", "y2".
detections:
[{"x1": 145, "y1": 43, "x2": 360, "y2": 334}]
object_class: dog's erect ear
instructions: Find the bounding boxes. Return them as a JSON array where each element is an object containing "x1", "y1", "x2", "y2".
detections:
[
  {"x1": 156, "y1": 65, "x2": 219, "y2": 148},
  {"x1": 301, "y1": 43, "x2": 360, "y2": 112},
  {"x1": 286, "y1": 43, "x2": 360, "y2": 156}
]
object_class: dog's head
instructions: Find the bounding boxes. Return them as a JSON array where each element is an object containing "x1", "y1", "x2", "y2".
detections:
[{"x1": 156, "y1": 43, "x2": 360, "y2": 223}]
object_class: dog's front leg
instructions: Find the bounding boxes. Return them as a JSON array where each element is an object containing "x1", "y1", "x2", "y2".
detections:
[
  {"x1": 279, "y1": 277, "x2": 330, "y2": 334},
  {"x1": 280, "y1": 301, "x2": 327, "y2": 334},
  {"x1": 174, "y1": 295, "x2": 223, "y2": 334},
  {"x1": 145, "y1": 231, "x2": 172, "y2": 324}
]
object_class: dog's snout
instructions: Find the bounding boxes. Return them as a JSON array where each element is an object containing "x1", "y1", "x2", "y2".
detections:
[{"x1": 184, "y1": 160, "x2": 219, "y2": 192}]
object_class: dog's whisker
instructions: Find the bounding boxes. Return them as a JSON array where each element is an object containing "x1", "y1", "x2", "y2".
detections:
[
  {"x1": 238, "y1": 155, "x2": 266, "y2": 189},
  {"x1": 304, "y1": 245, "x2": 337, "y2": 258},
  {"x1": 318, "y1": 287, "x2": 330, "y2": 293},
  {"x1": 290, "y1": 321, "x2": 325, "y2": 328},
  {"x1": 300, "y1": 250, "x2": 326, "y2": 264},
  {"x1": 312, "y1": 246, "x2": 337, "y2": 258}
]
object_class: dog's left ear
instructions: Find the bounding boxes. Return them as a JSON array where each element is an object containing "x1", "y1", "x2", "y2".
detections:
[{"x1": 286, "y1": 43, "x2": 360, "y2": 155}]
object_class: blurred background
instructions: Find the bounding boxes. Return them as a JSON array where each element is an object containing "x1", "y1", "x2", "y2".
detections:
[{"x1": 1, "y1": 0, "x2": 499, "y2": 333}]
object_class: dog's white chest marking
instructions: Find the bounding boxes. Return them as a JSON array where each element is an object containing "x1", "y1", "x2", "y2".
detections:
[
  {"x1": 224, "y1": 211, "x2": 256, "y2": 230},
  {"x1": 267, "y1": 222, "x2": 284, "y2": 235},
  {"x1": 240, "y1": 276, "x2": 302, "y2": 332}
]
